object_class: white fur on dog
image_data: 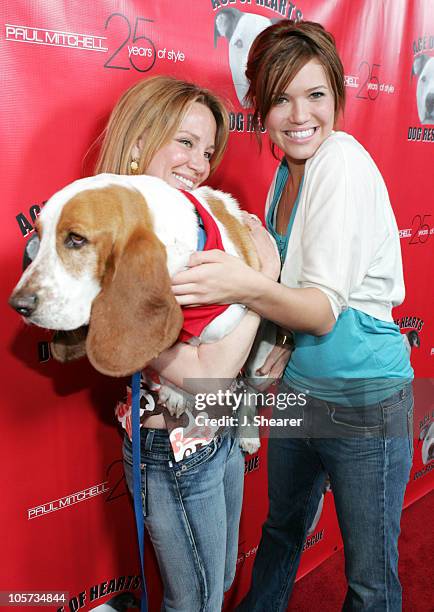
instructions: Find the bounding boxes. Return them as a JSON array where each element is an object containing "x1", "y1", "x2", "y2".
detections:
[{"x1": 13, "y1": 180, "x2": 103, "y2": 330}]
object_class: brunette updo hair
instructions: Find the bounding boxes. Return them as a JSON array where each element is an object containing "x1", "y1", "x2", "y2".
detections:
[{"x1": 245, "y1": 20, "x2": 345, "y2": 134}]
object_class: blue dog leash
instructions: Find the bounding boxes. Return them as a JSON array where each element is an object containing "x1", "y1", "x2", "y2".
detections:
[
  {"x1": 131, "y1": 371, "x2": 148, "y2": 612},
  {"x1": 131, "y1": 209, "x2": 206, "y2": 610}
]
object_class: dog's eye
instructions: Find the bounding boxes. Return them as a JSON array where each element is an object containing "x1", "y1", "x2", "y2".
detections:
[
  {"x1": 65, "y1": 232, "x2": 87, "y2": 249},
  {"x1": 234, "y1": 38, "x2": 243, "y2": 49}
]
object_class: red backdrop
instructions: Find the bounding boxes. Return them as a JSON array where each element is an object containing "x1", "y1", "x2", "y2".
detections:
[{"x1": 1, "y1": 1, "x2": 433, "y2": 610}]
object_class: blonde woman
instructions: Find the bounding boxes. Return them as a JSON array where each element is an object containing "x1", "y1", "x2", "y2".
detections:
[{"x1": 95, "y1": 76, "x2": 279, "y2": 612}]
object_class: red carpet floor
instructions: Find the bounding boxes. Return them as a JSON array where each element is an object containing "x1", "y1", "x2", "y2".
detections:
[{"x1": 287, "y1": 490, "x2": 434, "y2": 611}]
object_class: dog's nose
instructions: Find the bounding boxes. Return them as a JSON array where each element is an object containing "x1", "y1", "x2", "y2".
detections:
[
  {"x1": 9, "y1": 293, "x2": 38, "y2": 317},
  {"x1": 426, "y1": 93, "x2": 434, "y2": 115}
]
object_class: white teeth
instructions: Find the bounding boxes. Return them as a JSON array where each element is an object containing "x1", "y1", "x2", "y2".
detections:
[
  {"x1": 285, "y1": 128, "x2": 315, "y2": 140},
  {"x1": 173, "y1": 173, "x2": 194, "y2": 189}
]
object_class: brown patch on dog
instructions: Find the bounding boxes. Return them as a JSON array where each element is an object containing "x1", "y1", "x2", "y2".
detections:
[
  {"x1": 87, "y1": 224, "x2": 183, "y2": 376},
  {"x1": 55, "y1": 185, "x2": 183, "y2": 376},
  {"x1": 56, "y1": 186, "x2": 154, "y2": 280},
  {"x1": 206, "y1": 195, "x2": 260, "y2": 270}
]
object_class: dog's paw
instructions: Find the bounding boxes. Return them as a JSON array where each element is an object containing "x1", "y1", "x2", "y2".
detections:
[
  {"x1": 158, "y1": 385, "x2": 187, "y2": 418},
  {"x1": 239, "y1": 437, "x2": 261, "y2": 454}
]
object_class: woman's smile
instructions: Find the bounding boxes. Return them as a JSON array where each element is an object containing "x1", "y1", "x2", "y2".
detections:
[{"x1": 282, "y1": 126, "x2": 319, "y2": 141}]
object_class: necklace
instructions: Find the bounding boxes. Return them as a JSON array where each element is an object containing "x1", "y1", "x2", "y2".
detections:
[{"x1": 276, "y1": 174, "x2": 297, "y2": 235}]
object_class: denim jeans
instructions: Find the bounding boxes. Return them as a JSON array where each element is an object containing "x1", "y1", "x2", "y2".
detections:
[
  {"x1": 123, "y1": 427, "x2": 244, "y2": 612},
  {"x1": 237, "y1": 383, "x2": 414, "y2": 612}
]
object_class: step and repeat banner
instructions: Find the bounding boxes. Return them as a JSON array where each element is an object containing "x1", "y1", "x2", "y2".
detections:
[{"x1": 1, "y1": 1, "x2": 433, "y2": 610}]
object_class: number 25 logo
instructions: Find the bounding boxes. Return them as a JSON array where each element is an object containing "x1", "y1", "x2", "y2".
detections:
[
  {"x1": 409, "y1": 214, "x2": 432, "y2": 245},
  {"x1": 104, "y1": 13, "x2": 156, "y2": 72}
]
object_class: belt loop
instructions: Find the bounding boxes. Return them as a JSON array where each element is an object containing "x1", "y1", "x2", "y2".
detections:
[{"x1": 144, "y1": 429, "x2": 155, "y2": 451}]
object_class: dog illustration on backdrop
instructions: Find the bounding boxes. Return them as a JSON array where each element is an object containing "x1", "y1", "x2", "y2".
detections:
[
  {"x1": 214, "y1": 9, "x2": 275, "y2": 106},
  {"x1": 403, "y1": 329, "x2": 420, "y2": 355},
  {"x1": 9, "y1": 174, "x2": 275, "y2": 452},
  {"x1": 419, "y1": 420, "x2": 434, "y2": 465},
  {"x1": 412, "y1": 54, "x2": 434, "y2": 124}
]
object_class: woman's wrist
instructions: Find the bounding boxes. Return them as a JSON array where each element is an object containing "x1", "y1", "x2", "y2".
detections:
[
  {"x1": 244, "y1": 308, "x2": 261, "y2": 323},
  {"x1": 242, "y1": 271, "x2": 276, "y2": 310}
]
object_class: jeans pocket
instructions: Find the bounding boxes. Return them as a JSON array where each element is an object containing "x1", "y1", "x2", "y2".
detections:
[
  {"x1": 382, "y1": 385, "x2": 414, "y2": 440},
  {"x1": 173, "y1": 437, "x2": 221, "y2": 476},
  {"x1": 328, "y1": 403, "x2": 382, "y2": 433},
  {"x1": 380, "y1": 383, "x2": 413, "y2": 409}
]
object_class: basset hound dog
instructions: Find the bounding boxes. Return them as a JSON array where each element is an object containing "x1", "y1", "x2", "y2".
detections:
[{"x1": 9, "y1": 174, "x2": 267, "y2": 441}]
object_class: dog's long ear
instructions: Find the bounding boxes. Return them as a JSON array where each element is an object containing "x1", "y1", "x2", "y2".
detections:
[
  {"x1": 86, "y1": 227, "x2": 183, "y2": 377},
  {"x1": 413, "y1": 54, "x2": 429, "y2": 77},
  {"x1": 214, "y1": 8, "x2": 242, "y2": 46}
]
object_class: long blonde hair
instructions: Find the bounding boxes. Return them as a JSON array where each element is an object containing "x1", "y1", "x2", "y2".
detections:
[{"x1": 95, "y1": 76, "x2": 229, "y2": 176}]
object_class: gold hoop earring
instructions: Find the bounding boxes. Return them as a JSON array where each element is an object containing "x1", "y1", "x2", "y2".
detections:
[{"x1": 130, "y1": 158, "x2": 139, "y2": 174}]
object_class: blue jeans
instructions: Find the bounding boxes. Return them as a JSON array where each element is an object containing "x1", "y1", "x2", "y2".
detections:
[
  {"x1": 237, "y1": 384, "x2": 414, "y2": 612},
  {"x1": 123, "y1": 427, "x2": 244, "y2": 612}
]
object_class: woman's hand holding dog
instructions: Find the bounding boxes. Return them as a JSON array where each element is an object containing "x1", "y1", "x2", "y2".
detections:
[
  {"x1": 172, "y1": 218, "x2": 280, "y2": 307},
  {"x1": 243, "y1": 213, "x2": 281, "y2": 280},
  {"x1": 255, "y1": 343, "x2": 292, "y2": 380}
]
